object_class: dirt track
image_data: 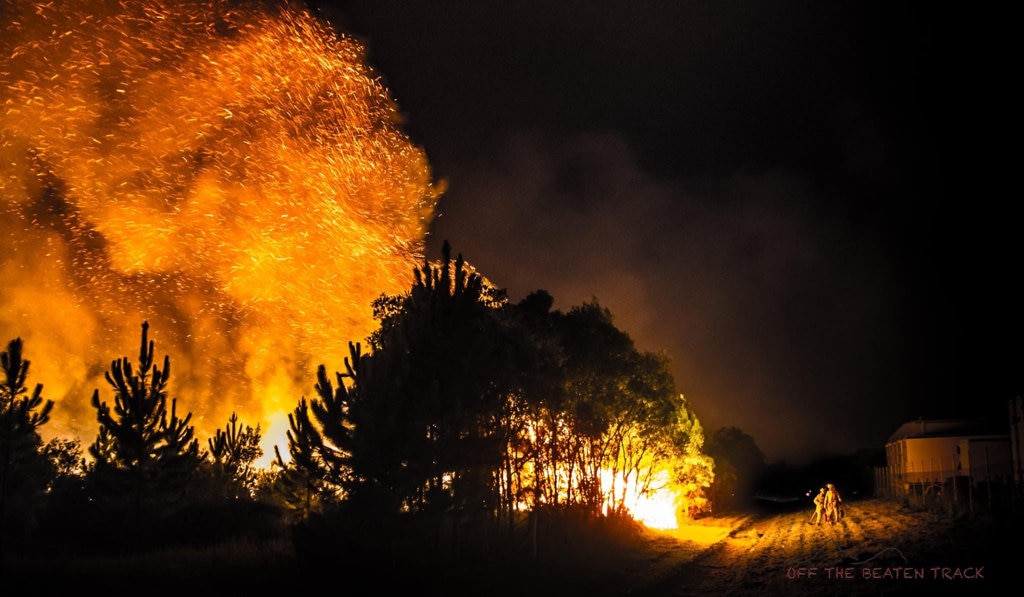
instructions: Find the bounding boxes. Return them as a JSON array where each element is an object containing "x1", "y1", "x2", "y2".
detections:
[{"x1": 627, "y1": 498, "x2": 1010, "y2": 596}]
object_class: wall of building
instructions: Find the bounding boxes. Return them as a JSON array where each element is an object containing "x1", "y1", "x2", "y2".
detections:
[
  {"x1": 887, "y1": 436, "x2": 960, "y2": 481},
  {"x1": 960, "y1": 437, "x2": 1013, "y2": 482}
]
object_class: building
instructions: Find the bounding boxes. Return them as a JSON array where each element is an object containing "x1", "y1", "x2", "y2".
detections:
[{"x1": 881, "y1": 418, "x2": 1011, "y2": 495}]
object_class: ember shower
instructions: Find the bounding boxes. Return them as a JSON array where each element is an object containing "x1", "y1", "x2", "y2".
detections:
[{"x1": 0, "y1": 0, "x2": 442, "y2": 457}]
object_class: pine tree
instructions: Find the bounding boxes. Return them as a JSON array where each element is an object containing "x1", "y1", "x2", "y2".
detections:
[
  {"x1": 207, "y1": 412, "x2": 262, "y2": 500},
  {"x1": 0, "y1": 337, "x2": 55, "y2": 561},
  {"x1": 273, "y1": 358, "x2": 355, "y2": 517},
  {"x1": 352, "y1": 241, "x2": 516, "y2": 517},
  {"x1": 88, "y1": 321, "x2": 201, "y2": 520},
  {"x1": 272, "y1": 401, "x2": 328, "y2": 518},
  {"x1": 280, "y1": 241, "x2": 515, "y2": 519}
]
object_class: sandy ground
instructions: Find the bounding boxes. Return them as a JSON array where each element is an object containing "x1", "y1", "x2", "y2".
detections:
[{"x1": 618, "y1": 498, "x2": 1013, "y2": 596}]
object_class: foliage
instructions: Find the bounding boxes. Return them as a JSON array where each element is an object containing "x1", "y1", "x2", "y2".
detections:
[
  {"x1": 504, "y1": 298, "x2": 711, "y2": 523},
  {"x1": 280, "y1": 241, "x2": 529, "y2": 526},
  {"x1": 668, "y1": 396, "x2": 715, "y2": 519},
  {"x1": 0, "y1": 244, "x2": 729, "y2": 597},
  {"x1": 0, "y1": 245, "x2": 719, "y2": 565},
  {"x1": 41, "y1": 437, "x2": 86, "y2": 494},
  {"x1": 204, "y1": 412, "x2": 263, "y2": 500},
  {"x1": 278, "y1": 241, "x2": 716, "y2": 538},
  {"x1": 705, "y1": 426, "x2": 766, "y2": 511},
  {"x1": 87, "y1": 321, "x2": 202, "y2": 519},
  {"x1": 0, "y1": 337, "x2": 55, "y2": 557},
  {"x1": 272, "y1": 389, "x2": 346, "y2": 517}
]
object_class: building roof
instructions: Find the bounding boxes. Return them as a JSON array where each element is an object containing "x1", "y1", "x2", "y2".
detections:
[{"x1": 887, "y1": 418, "x2": 1007, "y2": 443}]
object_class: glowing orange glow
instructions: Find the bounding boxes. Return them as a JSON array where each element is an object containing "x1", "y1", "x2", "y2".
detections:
[
  {"x1": 504, "y1": 417, "x2": 701, "y2": 530},
  {"x1": 602, "y1": 468, "x2": 681, "y2": 530},
  {"x1": 1, "y1": 0, "x2": 441, "y2": 464}
]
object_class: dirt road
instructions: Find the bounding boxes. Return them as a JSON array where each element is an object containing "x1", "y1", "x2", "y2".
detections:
[{"x1": 629, "y1": 498, "x2": 1011, "y2": 596}]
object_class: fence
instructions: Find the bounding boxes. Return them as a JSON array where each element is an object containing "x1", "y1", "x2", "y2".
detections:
[{"x1": 874, "y1": 454, "x2": 1017, "y2": 516}]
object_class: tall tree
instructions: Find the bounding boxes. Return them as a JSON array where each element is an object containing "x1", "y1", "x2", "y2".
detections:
[
  {"x1": 0, "y1": 338, "x2": 54, "y2": 561},
  {"x1": 283, "y1": 241, "x2": 525, "y2": 524},
  {"x1": 281, "y1": 242, "x2": 718, "y2": 542},
  {"x1": 88, "y1": 321, "x2": 201, "y2": 520},
  {"x1": 495, "y1": 295, "x2": 715, "y2": 526},
  {"x1": 361, "y1": 241, "x2": 520, "y2": 519}
]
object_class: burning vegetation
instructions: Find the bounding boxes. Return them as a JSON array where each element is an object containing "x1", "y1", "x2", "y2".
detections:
[
  {"x1": 1, "y1": 0, "x2": 440, "y2": 454},
  {"x1": 1, "y1": 1, "x2": 716, "y2": 584},
  {"x1": 274, "y1": 243, "x2": 713, "y2": 532}
]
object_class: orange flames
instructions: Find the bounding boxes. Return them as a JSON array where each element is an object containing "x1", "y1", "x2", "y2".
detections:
[
  {"x1": 1, "y1": 1, "x2": 699, "y2": 530},
  {"x1": 0, "y1": 0, "x2": 442, "y2": 460},
  {"x1": 602, "y1": 469, "x2": 681, "y2": 530}
]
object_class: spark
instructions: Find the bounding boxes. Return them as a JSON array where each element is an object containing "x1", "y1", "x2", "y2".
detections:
[{"x1": 1, "y1": 0, "x2": 442, "y2": 465}]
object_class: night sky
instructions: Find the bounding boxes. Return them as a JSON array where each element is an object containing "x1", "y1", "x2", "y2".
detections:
[{"x1": 305, "y1": 1, "x2": 1018, "y2": 466}]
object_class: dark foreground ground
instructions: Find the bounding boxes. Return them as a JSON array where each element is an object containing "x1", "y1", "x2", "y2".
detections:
[{"x1": 4, "y1": 498, "x2": 1018, "y2": 596}]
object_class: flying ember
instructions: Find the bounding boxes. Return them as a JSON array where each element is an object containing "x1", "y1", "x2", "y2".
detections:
[{"x1": 0, "y1": 0, "x2": 442, "y2": 460}]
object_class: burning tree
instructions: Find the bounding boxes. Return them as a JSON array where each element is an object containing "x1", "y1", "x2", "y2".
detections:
[
  {"x1": 0, "y1": 0, "x2": 443, "y2": 460},
  {"x1": 504, "y1": 300, "x2": 713, "y2": 528},
  {"x1": 279, "y1": 243, "x2": 714, "y2": 536},
  {"x1": 88, "y1": 321, "x2": 202, "y2": 519},
  {"x1": 668, "y1": 395, "x2": 715, "y2": 519}
]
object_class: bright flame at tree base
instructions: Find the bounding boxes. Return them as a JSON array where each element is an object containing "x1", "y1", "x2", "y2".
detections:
[
  {"x1": 603, "y1": 469, "x2": 681, "y2": 530},
  {"x1": 1, "y1": 2, "x2": 714, "y2": 527}
]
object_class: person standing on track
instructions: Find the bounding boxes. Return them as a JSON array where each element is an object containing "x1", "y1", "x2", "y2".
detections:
[
  {"x1": 809, "y1": 487, "x2": 826, "y2": 525},
  {"x1": 824, "y1": 483, "x2": 842, "y2": 524}
]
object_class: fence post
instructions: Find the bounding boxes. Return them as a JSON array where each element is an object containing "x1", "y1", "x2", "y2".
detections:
[
  {"x1": 946, "y1": 454, "x2": 954, "y2": 507},
  {"x1": 985, "y1": 445, "x2": 992, "y2": 511},
  {"x1": 968, "y1": 457, "x2": 974, "y2": 516},
  {"x1": 939, "y1": 455, "x2": 947, "y2": 511}
]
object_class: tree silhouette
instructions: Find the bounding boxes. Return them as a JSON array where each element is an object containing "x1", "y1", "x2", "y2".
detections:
[
  {"x1": 206, "y1": 412, "x2": 262, "y2": 500},
  {"x1": 274, "y1": 388, "x2": 346, "y2": 518},
  {"x1": 278, "y1": 242, "x2": 717, "y2": 562},
  {"x1": 556, "y1": 300, "x2": 649, "y2": 512},
  {"x1": 705, "y1": 426, "x2": 766, "y2": 511},
  {"x1": 0, "y1": 337, "x2": 54, "y2": 561},
  {"x1": 358, "y1": 241, "x2": 522, "y2": 520},
  {"x1": 88, "y1": 321, "x2": 201, "y2": 520},
  {"x1": 282, "y1": 242, "x2": 531, "y2": 532}
]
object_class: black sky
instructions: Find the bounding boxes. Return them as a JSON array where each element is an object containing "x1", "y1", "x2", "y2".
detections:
[{"x1": 304, "y1": 0, "x2": 1019, "y2": 465}]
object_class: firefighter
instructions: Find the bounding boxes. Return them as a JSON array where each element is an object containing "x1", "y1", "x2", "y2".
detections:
[
  {"x1": 824, "y1": 483, "x2": 842, "y2": 524},
  {"x1": 809, "y1": 487, "x2": 826, "y2": 525}
]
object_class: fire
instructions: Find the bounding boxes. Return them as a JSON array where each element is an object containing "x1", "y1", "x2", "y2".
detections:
[
  {"x1": 0, "y1": 0, "x2": 441, "y2": 463},
  {"x1": 602, "y1": 469, "x2": 681, "y2": 530}
]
